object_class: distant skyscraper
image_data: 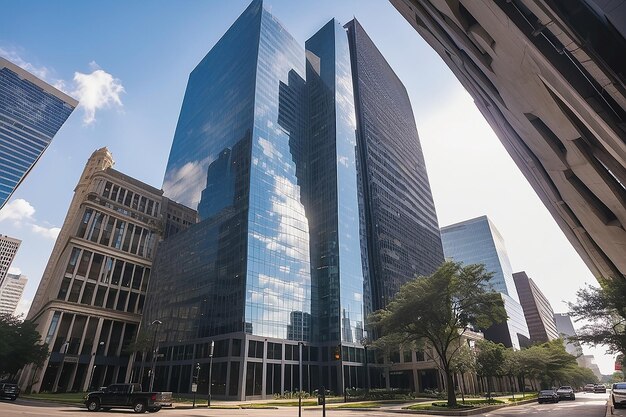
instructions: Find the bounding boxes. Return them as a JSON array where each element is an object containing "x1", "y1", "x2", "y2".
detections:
[
  {"x1": 441, "y1": 216, "x2": 530, "y2": 349},
  {"x1": 513, "y1": 271, "x2": 559, "y2": 343},
  {"x1": 391, "y1": 0, "x2": 626, "y2": 280},
  {"x1": 554, "y1": 312, "x2": 584, "y2": 358},
  {"x1": 0, "y1": 57, "x2": 77, "y2": 208},
  {"x1": 0, "y1": 234, "x2": 21, "y2": 287},
  {"x1": 346, "y1": 19, "x2": 444, "y2": 313},
  {"x1": 144, "y1": 0, "x2": 445, "y2": 399},
  {"x1": 0, "y1": 272, "x2": 27, "y2": 315}
]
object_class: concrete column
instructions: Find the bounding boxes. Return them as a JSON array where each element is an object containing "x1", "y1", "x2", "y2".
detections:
[{"x1": 261, "y1": 339, "x2": 267, "y2": 399}]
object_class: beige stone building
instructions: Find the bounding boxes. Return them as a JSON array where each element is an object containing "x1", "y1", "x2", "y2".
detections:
[
  {"x1": 391, "y1": 0, "x2": 626, "y2": 279},
  {"x1": 20, "y1": 148, "x2": 196, "y2": 393}
]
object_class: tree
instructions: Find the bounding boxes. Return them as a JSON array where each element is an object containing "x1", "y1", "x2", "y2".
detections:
[
  {"x1": 517, "y1": 345, "x2": 549, "y2": 392},
  {"x1": 568, "y1": 278, "x2": 626, "y2": 358},
  {"x1": 369, "y1": 261, "x2": 507, "y2": 407},
  {"x1": 476, "y1": 340, "x2": 505, "y2": 399},
  {"x1": 450, "y1": 343, "x2": 476, "y2": 403},
  {"x1": 0, "y1": 314, "x2": 49, "y2": 380},
  {"x1": 501, "y1": 349, "x2": 521, "y2": 398}
]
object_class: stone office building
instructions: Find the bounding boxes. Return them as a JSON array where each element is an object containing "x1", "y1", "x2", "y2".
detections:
[{"x1": 20, "y1": 147, "x2": 196, "y2": 393}]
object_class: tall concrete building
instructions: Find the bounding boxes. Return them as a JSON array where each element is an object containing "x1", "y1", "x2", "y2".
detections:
[
  {"x1": 512, "y1": 271, "x2": 559, "y2": 343},
  {"x1": 143, "y1": 0, "x2": 444, "y2": 399},
  {"x1": 0, "y1": 57, "x2": 77, "y2": 209},
  {"x1": 21, "y1": 148, "x2": 195, "y2": 393},
  {"x1": 554, "y1": 312, "x2": 584, "y2": 358},
  {"x1": 390, "y1": 0, "x2": 626, "y2": 280},
  {"x1": 0, "y1": 234, "x2": 20, "y2": 287},
  {"x1": 0, "y1": 272, "x2": 27, "y2": 315},
  {"x1": 441, "y1": 216, "x2": 530, "y2": 349}
]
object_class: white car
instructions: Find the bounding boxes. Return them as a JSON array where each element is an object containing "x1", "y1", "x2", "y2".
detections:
[{"x1": 612, "y1": 383, "x2": 626, "y2": 408}]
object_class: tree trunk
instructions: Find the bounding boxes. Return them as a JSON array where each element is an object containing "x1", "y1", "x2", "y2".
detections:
[
  {"x1": 460, "y1": 372, "x2": 466, "y2": 404},
  {"x1": 445, "y1": 370, "x2": 456, "y2": 406}
]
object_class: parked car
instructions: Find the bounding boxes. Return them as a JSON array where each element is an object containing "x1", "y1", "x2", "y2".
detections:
[
  {"x1": 0, "y1": 383, "x2": 19, "y2": 401},
  {"x1": 594, "y1": 384, "x2": 607, "y2": 393},
  {"x1": 84, "y1": 383, "x2": 172, "y2": 413},
  {"x1": 584, "y1": 383, "x2": 596, "y2": 392},
  {"x1": 538, "y1": 389, "x2": 560, "y2": 404},
  {"x1": 556, "y1": 386, "x2": 575, "y2": 400},
  {"x1": 613, "y1": 383, "x2": 626, "y2": 408}
]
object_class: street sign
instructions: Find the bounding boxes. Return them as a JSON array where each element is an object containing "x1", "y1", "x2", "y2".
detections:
[{"x1": 191, "y1": 383, "x2": 198, "y2": 393}]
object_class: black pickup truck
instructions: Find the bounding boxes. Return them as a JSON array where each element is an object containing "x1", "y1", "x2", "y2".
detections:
[{"x1": 84, "y1": 383, "x2": 172, "y2": 413}]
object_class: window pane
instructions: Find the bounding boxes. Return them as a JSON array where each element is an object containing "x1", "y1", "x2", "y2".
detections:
[
  {"x1": 111, "y1": 261, "x2": 124, "y2": 286},
  {"x1": 88, "y1": 253, "x2": 104, "y2": 281},
  {"x1": 94, "y1": 286, "x2": 107, "y2": 307},
  {"x1": 122, "y1": 224, "x2": 134, "y2": 252},
  {"x1": 81, "y1": 282, "x2": 95, "y2": 305},
  {"x1": 100, "y1": 216, "x2": 115, "y2": 246},
  {"x1": 65, "y1": 247, "x2": 81, "y2": 274},
  {"x1": 76, "y1": 251, "x2": 92, "y2": 277},
  {"x1": 77, "y1": 208, "x2": 93, "y2": 238},
  {"x1": 57, "y1": 277, "x2": 71, "y2": 300},
  {"x1": 121, "y1": 263, "x2": 133, "y2": 287},
  {"x1": 68, "y1": 280, "x2": 83, "y2": 303}
]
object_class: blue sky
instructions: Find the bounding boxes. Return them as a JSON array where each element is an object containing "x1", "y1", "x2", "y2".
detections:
[{"x1": 0, "y1": 0, "x2": 614, "y2": 373}]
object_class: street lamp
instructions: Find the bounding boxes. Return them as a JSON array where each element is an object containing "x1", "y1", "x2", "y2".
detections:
[
  {"x1": 298, "y1": 341, "x2": 303, "y2": 417},
  {"x1": 207, "y1": 340, "x2": 214, "y2": 407},
  {"x1": 148, "y1": 320, "x2": 162, "y2": 392},
  {"x1": 88, "y1": 341, "x2": 105, "y2": 390}
]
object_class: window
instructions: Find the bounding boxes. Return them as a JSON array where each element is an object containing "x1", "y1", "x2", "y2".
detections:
[
  {"x1": 106, "y1": 289, "x2": 118, "y2": 309},
  {"x1": 112, "y1": 220, "x2": 125, "y2": 249},
  {"x1": 124, "y1": 191, "x2": 133, "y2": 207},
  {"x1": 100, "y1": 217, "x2": 115, "y2": 246},
  {"x1": 101, "y1": 257, "x2": 114, "y2": 283},
  {"x1": 116, "y1": 291, "x2": 128, "y2": 311},
  {"x1": 68, "y1": 280, "x2": 83, "y2": 303},
  {"x1": 81, "y1": 283, "x2": 95, "y2": 305},
  {"x1": 248, "y1": 340, "x2": 264, "y2": 358},
  {"x1": 267, "y1": 342, "x2": 282, "y2": 360},
  {"x1": 77, "y1": 208, "x2": 93, "y2": 238},
  {"x1": 94, "y1": 286, "x2": 107, "y2": 307},
  {"x1": 57, "y1": 278, "x2": 71, "y2": 300},
  {"x1": 131, "y1": 266, "x2": 143, "y2": 290},
  {"x1": 76, "y1": 250, "x2": 92, "y2": 277},
  {"x1": 110, "y1": 185, "x2": 119, "y2": 201},
  {"x1": 88, "y1": 212, "x2": 103, "y2": 242},
  {"x1": 127, "y1": 292, "x2": 138, "y2": 313},
  {"x1": 121, "y1": 264, "x2": 133, "y2": 287},
  {"x1": 112, "y1": 261, "x2": 124, "y2": 285},
  {"x1": 130, "y1": 227, "x2": 142, "y2": 254},
  {"x1": 88, "y1": 254, "x2": 104, "y2": 281},
  {"x1": 122, "y1": 224, "x2": 134, "y2": 252},
  {"x1": 65, "y1": 248, "x2": 81, "y2": 274},
  {"x1": 103, "y1": 182, "x2": 112, "y2": 199}
]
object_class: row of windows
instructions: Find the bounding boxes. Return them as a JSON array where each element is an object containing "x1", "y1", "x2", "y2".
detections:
[
  {"x1": 46, "y1": 311, "x2": 137, "y2": 358},
  {"x1": 77, "y1": 207, "x2": 156, "y2": 259},
  {"x1": 102, "y1": 181, "x2": 160, "y2": 217},
  {"x1": 65, "y1": 247, "x2": 150, "y2": 291},
  {"x1": 57, "y1": 275, "x2": 146, "y2": 314}
]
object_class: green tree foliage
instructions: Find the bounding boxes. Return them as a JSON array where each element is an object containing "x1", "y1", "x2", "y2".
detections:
[
  {"x1": 568, "y1": 278, "x2": 626, "y2": 357},
  {"x1": 369, "y1": 261, "x2": 507, "y2": 407},
  {"x1": 0, "y1": 314, "x2": 49, "y2": 380},
  {"x1": 476, "y1": 340, "x2": 506, "y2": 398}
]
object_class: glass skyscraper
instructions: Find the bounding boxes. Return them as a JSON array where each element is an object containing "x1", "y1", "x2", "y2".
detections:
[
  {"x1": 346, "y1": 19, "x2": 444, "y2": 314},
  {"x1": 144, "y1": 0, "x2": 445, "y2": 398},
  {"x1": 440, "y1": 216, "x2": 530, "y2": 349},
  {"x1": 0, "y1": 57, "x2": 77, "y2": 208}
]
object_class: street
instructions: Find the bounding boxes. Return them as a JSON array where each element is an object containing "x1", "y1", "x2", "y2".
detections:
[{"x1": 0, "y1": 392, "x2": 615, "y2": 417}]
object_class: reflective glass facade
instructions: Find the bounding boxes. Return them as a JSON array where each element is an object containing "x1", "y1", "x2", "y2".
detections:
[
  {"x1": 145, "y1": 1, "x2": 445, "y2": 398},
  {"x1": 306, "y1": 20, "x2": 364, "y2": 344},
  {"x1": 149, "y1": 0, "x2": 311, "y2": 343},
  {"x1": 0, "y1": 58, "x2": 77, "y2": 208},
  {"x1": 440, "y1": 216, "x2": 530, "y2": 349},
  {"x1": 345, "y1": 19, "x2": 444, "y2": 314}
]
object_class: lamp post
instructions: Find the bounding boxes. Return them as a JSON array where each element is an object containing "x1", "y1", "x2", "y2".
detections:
[
  {"x1": 192, "y1": 362, "x2": 200, "y2": 408},
  {"x1": 207, "y1": 340, "x2": 214, "y2": 407},
  {"x1": 298, "y1": 341, "x2": 303, "y2": 417},
  {"x1": 88, "y1": 341, "x2": 105, "y2": 391},
  {"x1": 148, "y1": 320, "x2": 162, "y2": 392}
]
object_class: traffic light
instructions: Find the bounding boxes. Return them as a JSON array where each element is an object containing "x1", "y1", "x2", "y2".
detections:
[{"x1": 333, "y1": 344, "x2": 341, "y2": 361}]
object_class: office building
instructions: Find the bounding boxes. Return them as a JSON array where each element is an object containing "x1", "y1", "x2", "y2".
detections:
[
  {"x1": 0, "y1": 234, "x2": 21, "y2": 287},
  {"x1": 345, "y1": 19, "x2": 444, "y2": 313},
  {"x1": 580, "y1": 354, "x2": 603, "y2": 379},
  {"x1": 20, "y1": 147, "x2": 195, "y2": 393},
  {"x1": 441, "y1": 216, "x2": 530, "y2": 349},
  {"x1": 0, "y1": 272, "x2": 27, "y2": 315},
  {"x1": 143, "y1": 0, "x2": 444, "y2": 399},
  {"x1": 554, "y1": 312, "x2": 584, "y2": 358},
  {"x1": 0, "y1": 57, "x2": 77, "y2": 209},
  {"x1": 513, "y1": 271, "x2": 559, "y2": 343},
  {"x1": 390, "y1": 0, "x2": 626, "y2": 280}
]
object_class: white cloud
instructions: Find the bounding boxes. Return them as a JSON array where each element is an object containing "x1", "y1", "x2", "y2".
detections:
[
  {"x1": 31, "y1": 224, "x2": 61, "y2": 240},
  {"x1": 0, "y1": 46, "x2": 50, "y2": 80},
  {"x1": 0, "y1": 198, "x2": 35, "y2": 223},
  {"x1": 72, "y1": 65, "x2": 125, "y2": 124}
]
